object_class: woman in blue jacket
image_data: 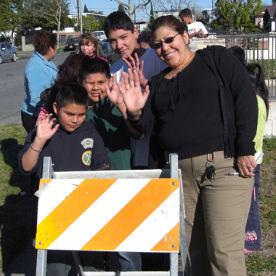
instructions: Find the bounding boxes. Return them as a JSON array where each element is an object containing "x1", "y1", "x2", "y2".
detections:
[{"x1": 21, "y1": 30, "x2": 58, "y2": 133}]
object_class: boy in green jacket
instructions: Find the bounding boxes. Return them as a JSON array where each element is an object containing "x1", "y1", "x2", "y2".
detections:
[{"x1": 81, "y1": 56, "x2": 142, "y2": 271}]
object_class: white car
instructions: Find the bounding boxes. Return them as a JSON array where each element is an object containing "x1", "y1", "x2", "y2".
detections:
[{"x1": 92, "y1": 31, "x2": 107, "y2": 41}]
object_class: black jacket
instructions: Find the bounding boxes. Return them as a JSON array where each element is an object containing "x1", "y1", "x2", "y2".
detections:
[
  {"x1": 18, "y1": 121, "x2": 110, "y2": 178},
  {"x1": 133, "y1": 46, "x2": 257, "y2": 160}
]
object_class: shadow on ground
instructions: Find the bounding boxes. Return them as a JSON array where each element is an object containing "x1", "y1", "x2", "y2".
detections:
[{"x1": 0, "y1": 138, "x2": 37, "y2": 275}]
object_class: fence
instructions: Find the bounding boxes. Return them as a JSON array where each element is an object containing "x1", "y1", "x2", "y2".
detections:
[{"x1": 218, "y1": 33, "x2": 276, "y2": 100}]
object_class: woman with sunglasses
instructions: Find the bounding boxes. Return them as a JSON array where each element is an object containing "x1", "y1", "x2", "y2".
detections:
[{"x1": 107, "y1": 15, "x2": 258, "y2": 276}]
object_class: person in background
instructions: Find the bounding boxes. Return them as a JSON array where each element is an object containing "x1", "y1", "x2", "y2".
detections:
[
  {"x1": 110, "y1": 15, "x2": 258, "y2": 276},
  {"x1": 38, "y1": 53, "x2": 87, "y2": 116},
  {"x1": 228, "y1": 46, "x2": 269, "y2": 254},
  {"x1": 179, "y1": 8, "x2": 208, "y2": 39},
  {"x1": 21, "y1": 30, "x2": 58, "y2": 133},
  {"x1": 245, "y1": 62, "x2": 269, "y2": 253},
  {"x1": 179, "y1": 8, "x2": 208, "y2": 52},
  {"x1": 78, "y1": 32, "x2": 107, "y2": 62},
  {"x1": 137, "y1": 30, "x2": 151, "y2": 49}
]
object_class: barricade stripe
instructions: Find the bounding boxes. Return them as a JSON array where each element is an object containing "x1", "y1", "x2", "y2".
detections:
[
  {"x1": 151, "y1": 223, "x2": 179, "y2": 252},
  {"x1": 115, "y1": 189, "x2": 179, "y2": 252},
  {"x1": 36, "y1": 179, "x2": 116, "y2": 249},
  {"x1": 47, "y1": 178, "x2": 151, "y2": 250},
  {"x1": 37, "y1": 179, "x2": 84, "y2": 224},
  {"x1": 81, "y1": 178, "x2": 179, "y2": 251},
  {"x1": 39, "y1": 179, "x2": 51, "y2": 188}
]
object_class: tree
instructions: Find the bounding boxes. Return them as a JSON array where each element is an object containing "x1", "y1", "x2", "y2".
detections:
[
  {"x1": 82, "y1": 15, "x2": 97, "y2": 32},
  {"x1": 147, "y1": 1, "x2": 154, "y2": 29},
  {"x1": 23, "y1": 0, "x2": 70, "y2": 45},
  {"x1": 118, "y1": 3, "x2": 127, "y2": 13},
  {"x1": 112, "y1": 0, "x2": 151, "y2": 20},
  {"x1": 0, "y1": 0, "x2": 14, "y2": 35},
  {"x1": 197, "y1": 10, "x2": 211, "y2": 26},
  {"x1": 213, "y1": 0, "x2": 262, "y2": 33},
  {"x1": 0, "y1": 0, "x2": 25, "y2": 39},
  {"x1": 151, "y1": 0, "x2": 193, "y2": 14},
  {"x1": 84, "y1": 4, "x2": 89, "y2": 13}
]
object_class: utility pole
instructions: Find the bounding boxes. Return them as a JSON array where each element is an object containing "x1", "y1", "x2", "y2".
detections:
[
  {"x1": 211, "y1": 0, "x2": 214, "y2": 20},
  {"x1": 76, "y1": 0, "x2": 80, "y2": 23},
  {"x1": 80, "y1": 0, "x2": 83, "y2": 34}
]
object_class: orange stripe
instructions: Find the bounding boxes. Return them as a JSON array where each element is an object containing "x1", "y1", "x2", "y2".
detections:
[
  {"x1": 82, "y1": 178, "x2": 179, "y2": 251},
  {"x1": 35, "y1": 179, "x2": 116, "y2": 249},
  {"x1": 39, "y1": 179, "x2": 51, "y2": 189},
  {"x1": 151, "y1": 223, "x2": 179, "y2": 252}
]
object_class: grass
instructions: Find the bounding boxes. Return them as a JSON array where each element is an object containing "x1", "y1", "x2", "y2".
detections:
[
  {"x1": 0, "y1": 125, "x2": 275, "y2": 274},
  {"x1": 256, "y1": 60, "x2": 276, "y2": 80},
  {"x1": 0, "y1": 125, "x2": 36, "y2": 272},
  {"x1": 245, "y1": 138, "x2": 276, "y2": 275}
]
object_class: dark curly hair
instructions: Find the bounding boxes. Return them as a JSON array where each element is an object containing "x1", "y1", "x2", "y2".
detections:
[{"x1": 32, "y1": 30, "x2": 57, "y2": 55}]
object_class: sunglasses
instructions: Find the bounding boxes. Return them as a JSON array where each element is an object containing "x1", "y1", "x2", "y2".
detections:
[{"x1": 151, "y1": 33, "x2": 180, "y2": 49}]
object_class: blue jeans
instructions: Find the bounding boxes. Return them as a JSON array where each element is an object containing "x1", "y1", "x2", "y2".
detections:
[{"x1": 245, "y1": 164, "x2": 261, "y2": 250}]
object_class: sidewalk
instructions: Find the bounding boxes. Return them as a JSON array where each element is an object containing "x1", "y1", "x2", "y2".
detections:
[{"x1": 16, "y1": 51, "x2": 33, "y2": 60}]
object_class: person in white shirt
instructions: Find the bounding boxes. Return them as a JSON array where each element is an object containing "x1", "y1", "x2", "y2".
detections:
[{"x1": 179, "y1": 8, "x2": 208, "y2": 39}]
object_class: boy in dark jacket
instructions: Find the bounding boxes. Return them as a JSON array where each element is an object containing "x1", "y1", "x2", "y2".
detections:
[
  {"x1": 18, "y1": 83, "x2": 109, "y2": 275},
  {"x1": 19, "y1": 83, "x2": 109, "y2": 178}
]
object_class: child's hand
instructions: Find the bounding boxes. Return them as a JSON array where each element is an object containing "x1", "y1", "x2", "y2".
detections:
[
  {"x1": 106, "y1": 75, "x2": 125, "y2": 106},
  {"x1": 106, "y1": 75, "x2": 127, "y2": 118},
  {"x1": 123, "y1": 53, "x2": 148, "y2": 88},
  {"x1": 21, "y1": 114, "x2": 59, "y2": 172},
  {"x1": 36, "y1": 114, "x2": 59, "y2": 143}
]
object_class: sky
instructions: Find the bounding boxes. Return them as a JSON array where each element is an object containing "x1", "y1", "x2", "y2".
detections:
[{"x1": 69, "y1": 0, "x2": 273, "y2": 21}]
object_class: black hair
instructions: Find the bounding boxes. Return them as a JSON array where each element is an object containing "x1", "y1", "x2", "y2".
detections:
[
  {"x1": 103, "y1": 11, "x2": 134, "y2": 37},
  {"x1": 228, "y1": 46, "x2": 269, "y2": 117},
  {"x1": 45, "y1": 83, "x2": 88, "y2": 114},
  {"x1": 151, "y1": 15, "x2": 187, "y2": 38},
  {"x1": 179, "y1": 8, "x2": 192, "y2": 19},
  {"x1": 247, "y1": 63, "x2": 269, "y2": 118},
  {"x1": 228, "y1": 46, "x2": 247, "y2": 67},
  {"x1": 138, "y1": 30, "x2": 151, "y2": 44},
  {"x1": 79, "y1": 57, "x2": 111, "y2": 82}
]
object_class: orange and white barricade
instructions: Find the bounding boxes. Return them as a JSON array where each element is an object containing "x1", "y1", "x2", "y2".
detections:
[{"x1": 35, "y1": 154, "x2": 187, "y2": 276}]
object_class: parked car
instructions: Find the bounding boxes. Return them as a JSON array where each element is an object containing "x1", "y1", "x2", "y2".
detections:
[
  {"x1": 64, "y1": 37, "x2": 80, "y2": 51},
  {"x1": 92, "y1": 31, "x2": 107, "y2": 41},
  {"x1": 0, "y1": 42, "x2": 17, "y2": 64},
  {"x1": 99, "y1": 40, "x2": 119, "y2": 65}
]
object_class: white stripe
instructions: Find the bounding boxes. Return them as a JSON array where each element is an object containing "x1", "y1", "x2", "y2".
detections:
[
  {"x1": 48, "y1": 178, "x2": 150, "y2": 250},
  {"x1": 37, "y1": 179, "x2": 82, "y2": 224},
  {"x1": 115, "y1": 188, "x2": 179, "y2": 252}
]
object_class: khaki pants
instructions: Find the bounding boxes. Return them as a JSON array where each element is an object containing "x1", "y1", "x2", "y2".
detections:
[{"x1": 179, "y1": 151, "x2": 253, "y2": 276}]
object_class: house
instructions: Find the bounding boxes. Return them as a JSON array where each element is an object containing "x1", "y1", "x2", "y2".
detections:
[{"x1": 68, "y1": 12, "x2": 105, "y2": 22}]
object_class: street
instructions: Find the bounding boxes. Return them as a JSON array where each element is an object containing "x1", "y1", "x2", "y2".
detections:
[{"x1": 0, "y1": 51, "x2": 71, "y2": 126}]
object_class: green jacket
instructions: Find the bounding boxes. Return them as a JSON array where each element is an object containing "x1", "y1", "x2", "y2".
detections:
[{"x1": 86, "y1": 97, "x2": 131, "y2": 170}]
